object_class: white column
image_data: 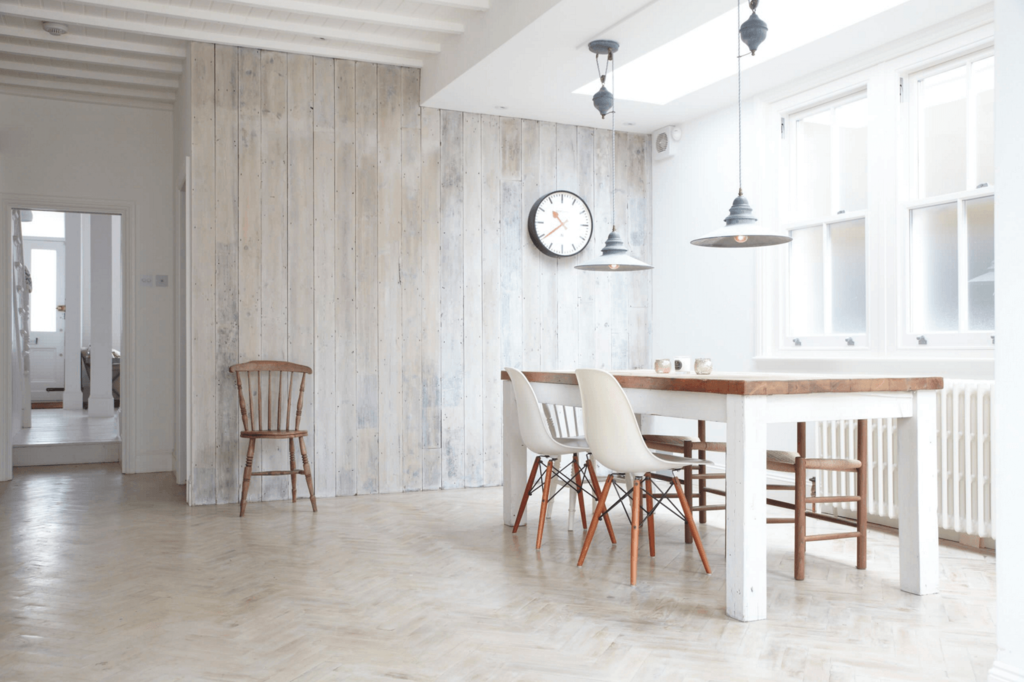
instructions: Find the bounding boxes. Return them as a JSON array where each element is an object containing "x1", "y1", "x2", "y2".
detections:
[
  {"x1": 502, "y1": 379, "x2": 528, "y2": 527},
  {"x1": 88, "y1": 214, "x2": 114, "y2": 418},
  {"x1": 896, "y1": 389, "x2": 939, "y2": 596},
  {"x1": 991, "y1": 2, "x2": 1024, "y2": 679},
  {"x1": 63, "y1": 214, "x2": 83, "y2": 411},
  {"x1": 725, "y1": 393, "x2": 767, "y2": 622}
]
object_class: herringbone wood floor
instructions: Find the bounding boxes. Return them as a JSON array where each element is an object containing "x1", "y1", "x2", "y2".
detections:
[{"x1": 0, "y1": 464, "x2": 996, "y2": 681}]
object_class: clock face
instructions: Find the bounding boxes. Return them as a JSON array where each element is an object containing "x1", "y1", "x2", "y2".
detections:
[{"x1": 528, "y1": 191, "x2": 594, "y2": 258}]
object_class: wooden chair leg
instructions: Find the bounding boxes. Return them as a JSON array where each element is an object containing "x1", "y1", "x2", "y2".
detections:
[
  {"x1": 299, "y1": 436, "x2": 316, "y2": 512},
  {"x1": 856, "y1": 419, "x2": 868, "y2": 570},
  {"x1": 578, "y1": 475, "x2": 615, "y2": 567},
  {"x1": 698, "y1": 420, "x2": 708, "y2": 524},
  {"x1": 644, "y1": 474, "x2": 656, "y2": 557},
  {"x1": 794, "y1": 456, "x2": 807, "y2": 580},
  {"x1": 513, "y1": 456, "x2": 542, "y2": 534},
  {"x1": 683, "y1": 465, "x2": 694, "y2": 545},
  {"x1": 289, "y1": 438, "x2": 297, "y2": 503},
  {"x1": 630, "y1": 477, "x2": 642, "y2": 586},
  {"x1": 572, "y1": 454, "x2": 588, "y2": 531},
  {"x1": 240, "y1": 438, "x2": 255, "y2": 517},
  {"x1": 671, "y1": 473, "x2": 712, "y2": 574},
  {"x1": 536, "y1": 459, "x2": 554, "y2": 550},
  {"x1": 586, "y1": 457, "x2": 616, "y2": 544}
]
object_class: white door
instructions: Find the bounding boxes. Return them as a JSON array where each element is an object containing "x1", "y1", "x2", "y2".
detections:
[{"x1": 25, "y1": 238, "x2": 66, "y2": 402}]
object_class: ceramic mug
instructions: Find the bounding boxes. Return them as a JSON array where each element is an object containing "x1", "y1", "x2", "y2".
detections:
[
  {"x1": 694, "y1": 358, "x2": 713, "y2": 375},
  {"x1": 672, "y1": 356, "x2": 692, "y2": 373}
]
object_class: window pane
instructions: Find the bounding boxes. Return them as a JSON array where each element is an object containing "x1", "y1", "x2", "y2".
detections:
[
  {"x1": 966, "y1": 196, "x2": 995, "y2": 331},
  {"x1": 830, "y1": 219, "x2": 866, "y2": 334},
  {"x1": 20, "y1": 210, "x2": 65, "y2": 239},
  {"x1": 834, "y1": 98, "x2": 868, "y2": 213},
  {"x1": 919, "y1": 65, "x2": 967, "y2": 197},
  {"x1": 973, "y1": 57, "x2": 995, "y2": 188},
  {"x1": 795, "y1": 110, "x2": 832, "y2": 220},
  {"x1": 29, "y1": 249, "x2": 57, "y2": 333},
  {"x1": 789, "y1": 226, "x2": 824, "y2": 336},
  {"x1": 910, "y1": 203, "x2": 959, "y2": 332}
]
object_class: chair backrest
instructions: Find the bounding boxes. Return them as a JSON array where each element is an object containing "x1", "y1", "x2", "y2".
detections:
[
  {"x1": 575, "y1": 368, "x2": 665, "y2": 475},
  {"x1": 229, "y1": 361, "x2": 312, "y2": 433},
  {"x1": 505, "y1": 367, "x2": 579, "y2": 456}
]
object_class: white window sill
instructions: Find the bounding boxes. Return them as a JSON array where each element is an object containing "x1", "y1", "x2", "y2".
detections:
[{"x1": 753, "y1": 354, "x2": 993, "y2": 381}]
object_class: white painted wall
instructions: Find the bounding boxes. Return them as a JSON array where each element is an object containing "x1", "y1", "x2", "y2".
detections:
[
  {"x1": 0, "y1": 93, "x2": 176, "y2": 471},
  {"x1": 990, "y1": 2, "x2": 1024, "y2": 679}
]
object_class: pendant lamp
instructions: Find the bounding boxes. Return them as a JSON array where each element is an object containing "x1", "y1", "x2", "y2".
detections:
[
  {"x1": 577, "y1": 40, "x2": 653, "y2": 272},
  {"x1": 692, "y1": 0, "x2": 790, "y2": 249}
]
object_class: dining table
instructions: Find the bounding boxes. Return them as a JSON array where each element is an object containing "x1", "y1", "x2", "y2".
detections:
[{"x1": 500, "y1": 369, "x2": 944, "y2": 622}]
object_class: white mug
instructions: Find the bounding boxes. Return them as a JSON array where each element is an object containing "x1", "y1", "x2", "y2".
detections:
[{"x1": 672, "y1": 356, "x2": 692, "y2": 373}]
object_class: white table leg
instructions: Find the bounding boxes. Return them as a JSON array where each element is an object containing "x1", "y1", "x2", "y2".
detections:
[
  {"x1": 725, "y1": 394, "x2": 768, "y2": 622},
  {"x1": 897, "y1": 389, "x2": 939, "y2": 595},
  {"x1": 503, "y1": 380, "x2": 528, "y2": 527}
]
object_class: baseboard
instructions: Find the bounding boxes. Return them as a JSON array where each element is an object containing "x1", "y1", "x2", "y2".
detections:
[
  {"x1": 133, "y1": 450, "x2": 174, "y2": 474},
  {"x1": 989, "y1": 660, "x2": 1024, "y2": 682},
  {"x1": 14, "y1": 441, "x2": 120, "y2": 467}
]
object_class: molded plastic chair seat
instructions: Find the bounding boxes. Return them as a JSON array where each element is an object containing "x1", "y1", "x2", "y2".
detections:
[{"x1": 553, "y1": 436, "x2": 590, "y2": 452}]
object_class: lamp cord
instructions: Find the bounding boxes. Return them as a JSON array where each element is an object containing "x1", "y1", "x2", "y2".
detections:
[
  {"x1": 611, "y1": 47, "x2": 616, "y2": 231},
  {"x1": 737, "y1": 0, "x2": 742, "y2": 196}
]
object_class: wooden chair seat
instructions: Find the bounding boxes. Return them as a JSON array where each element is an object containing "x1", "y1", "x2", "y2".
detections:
[{"x1": 241, "y1": 430, "x2": 308, "y2": 439}]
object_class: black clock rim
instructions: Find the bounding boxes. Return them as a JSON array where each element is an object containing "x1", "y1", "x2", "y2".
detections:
[{"x1": 527, "y1": 190, "x2": 594, "y2": 259}]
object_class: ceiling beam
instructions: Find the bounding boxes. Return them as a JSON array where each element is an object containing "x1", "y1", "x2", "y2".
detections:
[
  {"x1": 410, "y1": 0, "x2": 490, "y2": 9},
  {"x1": 0, "y1": 83, "x2": 172, "y2": 110},
  {"x1": 0, "y1": 23, "x2": 185, "y2": 59},
  {"x1": 224, "y1": 0, "x2": 464, "y2": 34},
  {"x1": 0, "y1": 40, "x2": 182, "y2": 74},
  {"x1": 0, "y1": 58, "x2": 179, "y2": 88},
  {"x1": 0, "y1": 4, "x2": 424, "y2": 67},
  {"x1": 65, "y1": 0, "x2": 442, "y2": 54},
  {"x1": 0, "y1": 73, "x2": 176, "y2": 101}
]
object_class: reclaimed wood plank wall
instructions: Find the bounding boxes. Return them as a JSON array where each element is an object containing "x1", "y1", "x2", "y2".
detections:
[{"x1": 189, "y1": 44, "x2": 653, "y2": 505}]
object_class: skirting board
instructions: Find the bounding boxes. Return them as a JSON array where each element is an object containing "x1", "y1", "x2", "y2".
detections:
[
  {"x1": 14, "y1": 441, "x2": 120, "y2": 467},
  {"x1": 134, "y1": 450, "x2": 174, "y2": 474}
]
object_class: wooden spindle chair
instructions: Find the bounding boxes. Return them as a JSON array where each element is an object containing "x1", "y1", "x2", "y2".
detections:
[{"x1": 229, "y1": 361, "x2": 317, "y2": 517}]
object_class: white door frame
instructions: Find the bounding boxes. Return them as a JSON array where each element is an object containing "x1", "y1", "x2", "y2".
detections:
[{"x1": 1, "y1": 193, "x2": 138, "y2": 480}]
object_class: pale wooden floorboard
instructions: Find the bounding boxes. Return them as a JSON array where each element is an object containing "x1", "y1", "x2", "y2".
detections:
[
  {"x1": 12, "y1": 409, "x2": 119, "y2": 446},
  {"x1": 0, "y1": 464, "x2": 995, "y2": 681}
]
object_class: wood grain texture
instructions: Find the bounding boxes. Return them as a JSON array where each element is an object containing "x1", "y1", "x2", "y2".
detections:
[
  {"x1": 520, "y1": 119, "x2": 542, "y2": 371},
  {"x1": 463, "y1": 112, "x2": 484, "y2": 488},
  {"x1": 420, "y1": 106, "x2": 442, "y2": 490},
  {"x1": 537, "y1": 121, "x2": 558, "y2": 371},
  {"x1": 480, "y1": 114, "x2": 502, "y2": 487},
  {"x1": 555, "y1": 123, "x2": 579, "y2": 372},
  {"x1": 440, "y1": 109, "x2": 464, "y2": 490}
]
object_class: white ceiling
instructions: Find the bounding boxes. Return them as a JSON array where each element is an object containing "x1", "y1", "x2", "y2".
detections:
[{"x1": 0, "y1": 0, "x2": 490, "y2": 110}]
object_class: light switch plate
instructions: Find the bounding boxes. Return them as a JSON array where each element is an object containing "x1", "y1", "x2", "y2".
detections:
[
  {"x1": 155, "y1": 275, "x2": 169, "y2": 287},
  {"x1": 140, "y1": 275, "x2": 153, "y2": 287}
]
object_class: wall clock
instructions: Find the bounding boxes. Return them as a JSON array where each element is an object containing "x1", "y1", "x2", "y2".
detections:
[{"x1": 527, "y1": 190, "x2": 593, "y2": 258}]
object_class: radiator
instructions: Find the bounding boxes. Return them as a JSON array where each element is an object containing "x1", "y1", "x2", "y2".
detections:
[{"x1": 817, "y1": 381, "x2": 995, "y2": 540}]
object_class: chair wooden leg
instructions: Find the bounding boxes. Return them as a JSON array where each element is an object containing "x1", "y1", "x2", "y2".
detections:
[
  {"x1": 683, "y1": 465, "x2": 694, "y2": 545},
  {"x1": 644, "y1": 474, "x2": 656, "y2": 557},
  {"x1": 572, "y1": 454, "x2": 588, "y2": 530},
  {"x1": 698, "y1": 420, "x2": 708, "y2": 524},
  {"x1": 536, "y1": 459, "x2": 554, "y2": 550},
  {"x1": 299, "y1": 436, "x2": 316, "y2": 512},
  {"x1": 794, "y1": 457, "x2": 807, "y2": 580},
  {"x1": 671, "y1": 473, "x2": 712, "y2": 574},
  {"x1": 630, "y1": 477, "x2": 642, "y2": 586},
  {"x1": 240, "y1": 438, "x2": 256, "y2": 517},
  {"x1": 586, "y1": 457, "x2": 616, "y2": 544},
  {"x1": 578, "y1": 475, "x2": 615, "y2": 567},
  {"x1": 856, "y1": 419, "x2": 868, "y2": 570},
  {"x1": 289, "y1": 438, "x2": 297, "y2": 503},
  {"x1": 513, "y1": 457, "x2": 542, "y2": 534}
]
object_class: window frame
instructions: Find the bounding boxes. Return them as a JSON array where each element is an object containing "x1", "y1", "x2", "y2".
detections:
[{"x1": 898, "y1": 47, "x2": 996, "y2": 350}]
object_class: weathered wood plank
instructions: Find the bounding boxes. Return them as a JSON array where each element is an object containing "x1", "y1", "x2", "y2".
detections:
[
  {"x1": 576, "y1": 126, "x2": 597, "y2": 369},
  {"x1": 610, "y1": 130, "x2": 631, "y2": 369},
  {"x1": 520, "y1": 119, "x2": 542, "y2": 371},
  {"x1": 355, "y1": 61, "x2": 379, "y2": 495},
  {"x1": 259, "y1": 50, "x2": 290, "y2": 501},
  {"x1": 288, "y1": 53, "x2": 315, "y2": 498},
  {"x1": 335, "y1": 59, "x2": 358, "y2": 496},
  {"x1": 555, "y1": 123, "x2": 579, "y2": 372},
  {"x1": 377, "y1": 64, "x2": 403, "y2": 495},
  {"x1": 420, "y1": 107, "x2": 442, "y2": 489},
  {"x1": 190, "y1": 42, "x2": 217, "y2": 505},
  {"x1": 463, "y1": 112, "x2": 483, "y2": 488},
  {"x1": 501, "y1": 116, "x2": 521, "y2": 180},
  {"x1": 537, "y1": 121, "x2": 558, "y2": 371},
  {"x1": 501, "y1": 177, "x2": 523, "y2": 371},
  {"x1": 400, "y1": 67, "x2": 423, "y2": 492},
  {"x1": 214, "y1": 45, "x2": 239, "y2": 505},
  {"x1": 628, "y1": 132, "x2": 651, "y2": 370},
  {"x1": 313, "y1": 55, "x2": 336, "y2": 499},
  {"x1": 440, "y1": 109, "x2": 465, "y2": 490},
  {"x1": 237, "y1": 46, "x2": 262, "y2": 501},
  {"x1": 593, "y1": 128, "x2": 614, "y2": 371},
  {"x1": 480, "y1": 114, "x2": 503, "y2": 487}
]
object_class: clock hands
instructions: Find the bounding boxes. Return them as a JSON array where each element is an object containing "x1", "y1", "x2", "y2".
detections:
[{"x1": 543, "y1": 211, "x2": 568, "y2": 239}]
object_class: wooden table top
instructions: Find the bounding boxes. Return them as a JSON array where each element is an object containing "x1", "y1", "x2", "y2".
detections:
[{"x1": 500, "y1": 369, "x2": 944, "y2": 396}]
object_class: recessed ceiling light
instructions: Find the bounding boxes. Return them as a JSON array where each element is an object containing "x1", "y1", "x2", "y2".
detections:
[{"x1": 574, "y1": 0, "x2": 910, "y2": 105}]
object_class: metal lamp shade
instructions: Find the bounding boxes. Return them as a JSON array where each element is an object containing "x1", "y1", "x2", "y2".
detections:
[
  {"x1": 576, "y1": 229, "x2": 653, "y2": 271},
  {"x1": 593, "y1": 85, "x2": 614, "y2": 118},
  {"x1": 690, "y1": 194, "x2": 791, "y2": 248},
  {"x1": 740, "y1": 11, "x2": 768, "y2": 55}
]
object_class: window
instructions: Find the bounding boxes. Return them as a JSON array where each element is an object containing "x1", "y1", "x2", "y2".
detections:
[
  {"x1": 783, "y1": 93, "x2": 868, "y2": 348},
  {"x1": 905, "y1": 52, "x2": 994, "y2": 347},
  {"x1": 20, "y1": 210, "x2": 65, "y2": 239}
]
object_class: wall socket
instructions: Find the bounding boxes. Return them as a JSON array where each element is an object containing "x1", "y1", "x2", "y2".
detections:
[{"x1": 155, "y1": 275, "x2": 169, "y2": 287}]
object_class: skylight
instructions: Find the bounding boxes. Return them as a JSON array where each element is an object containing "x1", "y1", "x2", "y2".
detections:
[{"x1": 574, "y1": 0, "x2": 912, "y2": 106}]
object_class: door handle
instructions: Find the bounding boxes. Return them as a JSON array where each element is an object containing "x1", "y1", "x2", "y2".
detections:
[{"x1": 56, "y1": 305, "x2": 66, "y2": 312}]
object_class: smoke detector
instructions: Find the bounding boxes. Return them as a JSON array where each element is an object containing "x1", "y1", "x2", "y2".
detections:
[
  {"x1": 653, "y1": 125, "x2": 682, "y2": 161},
  {"x1": 42, "y1": 22, "x2": 69, "y2": 37}
]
